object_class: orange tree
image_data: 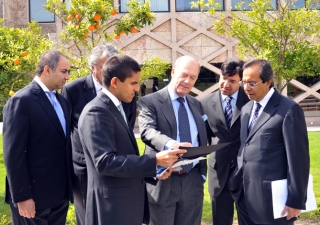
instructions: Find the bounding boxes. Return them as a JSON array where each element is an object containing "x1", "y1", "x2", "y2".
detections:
[
  {"x1": 0, "y1": 20, "x2": 53, "y2": 121},
  {"x1": 45, "y1": 0, "x2": 156, "y2": 79}
]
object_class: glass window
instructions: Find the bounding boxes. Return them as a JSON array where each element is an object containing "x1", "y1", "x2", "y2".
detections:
[
  {"x1": 120, "y1": 0, "x2": 169, "y2": 13},
  {"x1": 290, "y1": 0, "x2": 305, "y2": 8},
  {"x1": 29, "y1": 0, "x2": 55, "y2": 22},
  {"x1": 231, "y1": 0, "x2": 276, "y2": 10},
  {"x1": 176, "y1": 0, "x2": 223, "y2": 12},
  {"x1": 64, "y1": 0, "x2": 71, "y2": 10}
]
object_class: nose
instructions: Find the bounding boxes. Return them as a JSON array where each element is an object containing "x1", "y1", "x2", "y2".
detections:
[{"x1": 65, "y1": 72, "x2": 70, "y2": 80}]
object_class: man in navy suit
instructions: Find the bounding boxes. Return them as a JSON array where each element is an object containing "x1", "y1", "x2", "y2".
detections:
[
  {"x1": 61, "y1": 43, "x2": 137, "y2": 225},
  {"x1": 3, "y1": 50, "x2": 73, "y2": 225}
]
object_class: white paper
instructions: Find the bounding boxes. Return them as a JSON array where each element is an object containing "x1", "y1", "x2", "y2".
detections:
[
  {"x1": 271, "y1": 174, "x2": 317, "y2": 219},
  {"x1": 156, "y1": 156, "x2": 206, "y2": 178}
]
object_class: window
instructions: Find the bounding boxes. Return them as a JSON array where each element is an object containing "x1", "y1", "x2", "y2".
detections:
[
  {"x1": 29, "y1": 0, "x2": 55, "y2": 22},
  {"x1": 290, "y1": 0, "x2": 320, "y2": 9},
  {"x1": 231, "y1": 0, "x2": 277, "y2": 10},
  {"x1": 176, "y1": 0, "x2": 223, "y2": 12},
  {"x1": 119, "y1": 0, "x2": 169, "y2": 13}
]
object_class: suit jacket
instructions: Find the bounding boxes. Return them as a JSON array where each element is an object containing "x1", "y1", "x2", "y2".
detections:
[
  {"x1": 78, "y1": 91, "x2": 156, "y2": 225},
  {"x1": 3, "y1": 81, "x2": 73, "y2": 209},
  {"x1": 61, "y1": 74, "x2": 137, "y2": 206},
  {"x1": 229, "y1": 90, "x2": 310, "y2": 224},
  {"x1": 200, "y1": 88, "x2": 249, "y2": 197},
  {"x1": 138, "y1": 87, "x2": 207, "y2": 205}
]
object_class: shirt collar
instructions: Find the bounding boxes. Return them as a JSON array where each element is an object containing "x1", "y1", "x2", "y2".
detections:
[
  {"x1": 101, "y1": 87, "x2": 121, "y2": 108},
  {"x1": 34, "y1": 76, "x2": 56, "y2": 93},
  {"x1": 91, "y1": 73, "x2": 102, "y2": 93},
  {"x1": 168, "y1": 85, "x2": 186, "y2": 102},
  {"x1": 221, "y1": 90, "x2": 239, "y2": 102},
  {"x1": 255, "y1": 87, "x2": 275, "y2": 108}
]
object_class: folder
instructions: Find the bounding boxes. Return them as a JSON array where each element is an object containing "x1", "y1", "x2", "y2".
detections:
[{"x1": 178, "y1": 142, "x2": 231, "y2": 158}]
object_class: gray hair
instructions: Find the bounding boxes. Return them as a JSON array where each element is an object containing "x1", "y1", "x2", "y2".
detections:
[
  {"x1": 88, "y1": 43, "x2": 118, "y2": 66},
  {"x1": 243, "y1": 59, "x2": 274, "y2": 88},
  {"x1": 36, "y1": 50, "x2": 66, "y2": 76}
]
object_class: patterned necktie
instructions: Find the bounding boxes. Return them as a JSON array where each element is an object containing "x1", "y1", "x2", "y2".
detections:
[
  {"x1": 46, "y1": 92, "x2": 66, "y2": 135},
  {"x1": 177, "y1": 97, "x2": 193, "y2": 173},
  {"x1": 248, "y1": 103, "x2": 261, "y2": 133},
  {"x1": 224, "y1": 96, "x2": 233, "y2": 128},
  {"x1": 118, "y1": 103, "x2": 128, "y2": 125}
]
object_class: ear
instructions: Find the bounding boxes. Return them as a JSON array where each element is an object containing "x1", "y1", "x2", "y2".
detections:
[
  {"x1": 110, "y1": 77, "x2": 118, "y2": 89},
  {"x1": 43, "y1": 65, "x2": 51, "y2": 77},
  {"x1": 171, "y1": 68, "x2": 175, "y2": 78}
]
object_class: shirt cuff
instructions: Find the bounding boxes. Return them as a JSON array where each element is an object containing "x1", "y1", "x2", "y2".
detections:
[{"x1": 165, "y1": 140, "x2": 178, "y2": 150}]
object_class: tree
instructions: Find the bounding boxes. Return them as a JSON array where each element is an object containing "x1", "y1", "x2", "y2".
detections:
[
  {"x1": 45, "y1": 0, "x2": 156, "y2": 79},
  {"x1": 0, "y1": 20, "x2": 54, "y2": 121},
  {"x1": 191, "y1": 0, "x2": 320, "y2": 91},
  {"x1": 140, "y1": 57, "x2": 171, "y2": 84}
]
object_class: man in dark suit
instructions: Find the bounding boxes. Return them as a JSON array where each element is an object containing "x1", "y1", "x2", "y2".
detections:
[
  {"x1": 78, "y1": 54, "x2": 186, "y2": 225},
  {"x1": 61, "y1": 43, "x2": 137, "y2": 225},
  {"x1": 229, "y1": 59, "x2": 310, "y2": 225},
  {"x1": 200, "y1": 58, "x2": 249, "y2": 225},
  {"x1": 138, "y1": 55, "x2": 207, "y2": 225},
  {"x1": 3, "y1": 50, "x2": 73, "y2": 225}
]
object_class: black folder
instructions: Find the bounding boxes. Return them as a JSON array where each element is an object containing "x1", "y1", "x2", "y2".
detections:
[{"x1": 178, "y1": 142, "x2": 232, "y2": 159}]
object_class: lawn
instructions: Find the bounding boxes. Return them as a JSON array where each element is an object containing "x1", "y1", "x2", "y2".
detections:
[{"x1": 1, "y1": 133, "x2": 319, "y2": 223}]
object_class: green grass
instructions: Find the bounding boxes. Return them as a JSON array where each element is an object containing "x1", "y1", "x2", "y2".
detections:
[{"x1": 1, "y1": 133, "x2": 319, "y2": 223}]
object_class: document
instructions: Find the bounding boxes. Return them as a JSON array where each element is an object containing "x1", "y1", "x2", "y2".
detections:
[
  {"x1": 271, "y1": 174, "x2": 317, "y2": 219},
  {"x1": 178, "y1": 142, "x2": 231, "y2": 158},
  {"x1": 156, "y1": 156, "x2": 206, "y2": 178}
]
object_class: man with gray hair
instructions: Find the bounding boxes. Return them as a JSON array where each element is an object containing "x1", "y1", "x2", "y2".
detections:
[{"x1": 61, "y1": 43, "x2": 137, "y2": 225}]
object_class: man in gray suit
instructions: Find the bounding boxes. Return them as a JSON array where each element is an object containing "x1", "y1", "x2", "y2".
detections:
[
  {"x1": 200, "y1": 58, "x2": 249, "y2": 225},
  {"x1": 229, "y1": 59, "x2": 309, "y2": 225},
  {"x1": 78, "y1": 54, "x2": 186, "y2": 225},
  {"x1": 138, "y1": 55, "x2": 207, "y2": 225}
]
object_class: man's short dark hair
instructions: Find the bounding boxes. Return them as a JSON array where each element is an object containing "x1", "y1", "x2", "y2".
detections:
[
  {"x1": 243, "y1": 59, "x2": 274, "y2": 88},
  {"x1": 36, "y1": 50, "x2": 65, "y2": 76},
  {"x1": 102, "y1": 54, "x2": 141, "y2": 87},
  {"x1": 221, "y1": 58, "x2": 245, "y2": 79}
]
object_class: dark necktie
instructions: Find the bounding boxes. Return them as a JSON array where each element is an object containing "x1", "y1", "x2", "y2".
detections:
[
  {"x1": 46, "y1": 92, "x2": 66, "y2": 135},
  {"x1": 224, "y1": 96, "x2": 233, "y2": 128},
  {"x1": 177, "y1": 97, "x2": 193, "y2": 173},
  {"x1": 248, "y1": 103, "x2": 261, "y2": 133}
]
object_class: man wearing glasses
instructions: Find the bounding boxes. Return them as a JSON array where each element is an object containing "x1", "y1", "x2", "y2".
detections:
[
  {"x1": 200, "y1": 58, "x2": 249, "y2": 225},
  {"x1": 229, "y1": 59, "x2": 309, "y2": 225}
]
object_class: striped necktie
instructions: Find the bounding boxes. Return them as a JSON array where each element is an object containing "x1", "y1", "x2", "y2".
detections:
[
  {"x1": 248, "y1": 103, "x2": 261, "y2": 133},
  {"x1": 224, "y1": 96, "x2": 233, "y2": 128}
]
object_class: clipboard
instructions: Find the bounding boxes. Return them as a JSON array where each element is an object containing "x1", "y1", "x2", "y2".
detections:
[{"x1": 178, "y1": 142, "x2": 231, "y2": 158}]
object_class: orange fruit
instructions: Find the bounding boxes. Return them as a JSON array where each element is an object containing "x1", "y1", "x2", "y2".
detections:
[
  {"x1": 81, "y1": 36, "x2": 86, "y2": 40},
  {"x1": 75, "y1": 14, "x2": 81, "y2": 20},
  {"x1": 13, "y1": 58, "x2": 20, "y2": 65},
  {"x1": 85, "y1": 32, "x2": 89, "y2": 37},
  {"x1": 67, "y1": 15, "x2": 73, "y2": 21},
  {"x1": 73, "y1": 12, "x2": 78, "y2": 16},
  {"x1": 88, "y1": 24, "x2": 96, "y2": 31},
  {"x1": 95, "y1": 24, "x2": 101, "y2": 29},
  {"x1": 111, "y1": 9, "x2": 116, "y2": 16},
  {"x1": 101, "y1": 7, "x2": 106, "y2": 13},
  {"x1": 93, "y1": 14, "x2": 101, "y2": 21},
  {"x1": 114, "y1": 34, "x2": 120, "y2": 39},
  {"x1": 21, "y1": 51, "x2": 28, "y2": 57},
  {"x1": 120, "y1": 30, "x2": 125, "y2": 35},
  {"x1": 9, "y1": 90, "x2": 15, "y2": 97},
  {"x1": 131, "y1": 27, "x2": 137, "y2": 34}
]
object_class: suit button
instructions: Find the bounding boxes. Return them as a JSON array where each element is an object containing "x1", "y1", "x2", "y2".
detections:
[
  {"x1": 244, "y1": 161, "x2": 247, "y2": 164},
  {"x1": 245, "y1": 143, "x2": 249, "y2": 146}
]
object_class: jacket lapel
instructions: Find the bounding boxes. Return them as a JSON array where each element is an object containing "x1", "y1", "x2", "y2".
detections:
[
  {"x1": 159, "y1": 88, "x2": 177, "y2": 139},
  {"x1": 32, "y1": 82, "x2": 66, "y2": 139},
  {"x1": 231, "y1": 88, "x2": 247, "y2": 128},
  {"x1": 83, "y1": 74, "x2": 97, "y2": 103}
]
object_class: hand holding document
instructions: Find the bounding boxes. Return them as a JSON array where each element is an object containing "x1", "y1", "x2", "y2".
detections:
[{"x1": 271, "y1": 174, "x2": 317, "y2": 219}]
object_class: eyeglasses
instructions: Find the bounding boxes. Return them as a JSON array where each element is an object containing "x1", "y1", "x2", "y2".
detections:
[{"x1": 240, "y1": 80, "x2": 263, "y2": 88}]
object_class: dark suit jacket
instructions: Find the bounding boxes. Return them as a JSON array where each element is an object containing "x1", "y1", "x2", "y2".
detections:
[
  {"x1": 229, "y1": 89, "x2": 310, "y2": 224},
  {"x1": 3, "y1": 81, "x2": 73, "y2": 210},
  {"x1": 61, "y1": 74, "x2": 137, "y2": 207},
  {"x1": 200, "y1": 88, "x2": 249, "y2": 197},
  {"x1": 78, "y1": 91, "x2": 156, "y2": 225},
  {"x1": 138, "y1": 87, "x2": 207, "y2": 205}
]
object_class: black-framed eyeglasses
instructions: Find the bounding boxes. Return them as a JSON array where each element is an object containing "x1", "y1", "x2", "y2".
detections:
[{"x1": 240, "y1": 80, "x2": 263, "y2": 88}]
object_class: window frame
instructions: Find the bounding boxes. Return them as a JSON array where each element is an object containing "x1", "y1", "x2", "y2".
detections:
[
  {"x1": 118, "y1": 0, "x2": 170, "y2": 13},
  {"x1": 29, "y1": 0, "x2": 55, "y2": 23}
]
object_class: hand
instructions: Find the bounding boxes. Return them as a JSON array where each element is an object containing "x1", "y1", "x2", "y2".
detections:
[
  {"x1": 281, "y1": 206, "x2": 300, "y2": 220},
  {"x1": 17, "y1": 198, "x2": 36, "y2": 219},
  {"x1": 158, "y1": 168, "x2": 173, "y2": 180},
  {"x1": 156, "y1": 149, "x2": 187, "y2": 167},
  {"x1": 172, "y1": 142, "x2": 192, "y2": 150}
]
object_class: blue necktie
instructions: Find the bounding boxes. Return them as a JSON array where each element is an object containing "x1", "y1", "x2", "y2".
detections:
[
  {"x1": 224, "y1": 96, "x2": 233, "y2": 128},
  {"x1": 118, "y1": 103, "x2": 128, "y2": 125},
  {"x1": 177, "y1": 97, "x2": 193, "y2": 173},
  {"x1": 46, "y1": 92, "x2": 66, "y2": 135},
  {"x1": 248, "y1": 103, "x2": 261, "y2": 133}
]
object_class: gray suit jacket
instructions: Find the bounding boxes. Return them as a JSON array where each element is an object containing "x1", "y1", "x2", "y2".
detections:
[
  {"x1": 229, "y1": 89, "x2": 310, "y2": 224},
  {"x1": 138, "y1": 87, "x2": 207, "y2": 205},
  {"x1": 78, "y1": 91, "x2": 156, "y2": 225},
  {"x1": 200, "y1": 88, "x2": 249, "y2": 197}
]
